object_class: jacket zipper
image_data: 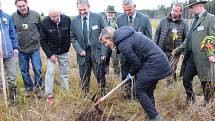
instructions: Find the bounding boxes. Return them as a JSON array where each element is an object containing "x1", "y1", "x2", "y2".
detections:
[
  {"x1": 56, "y1": 24, "x2": 61, "y2": 53},
  {"x1": 0, "y1": 17, "x2": 8, "y2": 57}
]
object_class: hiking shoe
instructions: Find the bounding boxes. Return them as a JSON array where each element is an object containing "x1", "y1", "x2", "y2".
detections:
[
  {"x1": 8, "y1": 85, "x2": 17, "y2": 106},
  {"x1": 36, "y1": 91, "x2": 42, "y2": 98},
  {"x1": 25, "y1": 91, "x2": 34, "y2": 97},
  {"x1": 186, "y1": 94, "x2": 195, "y2": 105},
  {"x1": 99, "y1": 88, "x2": 106, "y2": 97},
  {"x1": 46, "y1": 95, "x2": 54, "y2": 104},
  {"x1": 34, "y1": 88, "x2": 43, "y2": 98},
  {"x1": 81, "y1": 88, "x2": 89, "y2": 97}
]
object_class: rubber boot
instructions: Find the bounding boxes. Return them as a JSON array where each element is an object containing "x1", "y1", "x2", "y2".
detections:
[
  {"x1": 149, "y1": 114, "x2": 165, "y2": 121},
  {"x1": 8, "y1": 85, "x2": 17, "y2": 106}
]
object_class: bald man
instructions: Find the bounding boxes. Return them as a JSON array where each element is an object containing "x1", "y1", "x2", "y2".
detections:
[{"x1": 40, "y1": 8, "x2": 71, "y2": 103}]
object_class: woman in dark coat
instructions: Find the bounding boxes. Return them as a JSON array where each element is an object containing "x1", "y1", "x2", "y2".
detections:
[{"x1": 99, "y1": 26, "x2": 171, "y2": 121}]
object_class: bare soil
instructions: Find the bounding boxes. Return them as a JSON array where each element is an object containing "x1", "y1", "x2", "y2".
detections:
[{"x1": 75, "y1": 107, "x2": 126, "y2": 121}]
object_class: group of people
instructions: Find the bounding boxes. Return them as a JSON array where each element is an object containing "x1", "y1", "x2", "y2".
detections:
[{"x1": 0, "y1": 0, "x2": 215, "y2": 120}]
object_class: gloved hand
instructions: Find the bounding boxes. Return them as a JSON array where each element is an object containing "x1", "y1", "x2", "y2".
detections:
[{"x1": 126, "y1": 73, "x2": 135, "y2": 81}]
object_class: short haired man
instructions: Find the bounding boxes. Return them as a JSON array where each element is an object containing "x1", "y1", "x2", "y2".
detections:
[
  {"x1": 12, "y1": 0, "x2": 43, "y2": 97},
  {"x1": 117, "y1": 0, "x2": 152, "y2": 99},
  {"x1": 154, "y1": 3, "x2": 189, "y2": 84},
  {"x1": 70, "y1": 0, "x2": 107, "y2": 96}
]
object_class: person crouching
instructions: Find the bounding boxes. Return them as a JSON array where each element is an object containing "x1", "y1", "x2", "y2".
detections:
[{"x1": 99, "y1": 26, "x2": 171, "y2": 121}]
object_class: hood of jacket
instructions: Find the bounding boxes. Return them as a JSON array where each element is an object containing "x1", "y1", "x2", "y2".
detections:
[{"x1": 113, "y1": 26, "x2": 135, "y2": 45}]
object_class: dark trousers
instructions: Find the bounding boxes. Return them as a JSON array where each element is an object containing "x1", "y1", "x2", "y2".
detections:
[
  {"x1": 183, "y1": 52, "x2": 208, "y2": 101},
  {"x1": 120, "y1": 62, "x2": 132, "y2": 96},
  {"x1": 183, "y1": 52, "x2": 197, "y2": 100},
  {"x1": 79, "y1": 48, "x2": 106, "y2": 92},
  {"x1": 135, "y1": 78, "x2": 159, "y2": 119},
  {"x1": 105, "y1": 48, "x2": 112, "y2": 74}
]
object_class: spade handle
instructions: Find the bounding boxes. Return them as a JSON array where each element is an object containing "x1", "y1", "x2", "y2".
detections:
[{"x1": 95, "y1": 77, "x2": 131, "y2": 105}]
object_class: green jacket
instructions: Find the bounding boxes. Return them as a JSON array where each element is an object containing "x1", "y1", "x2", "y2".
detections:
[
  {"x1": 12, "y1": 10, "x2": 41, "y2": 53},
  {"x1": 175, "y1": 11, "x2": 215, "y2": 81},
  {"x1": 70, "y1": 12, "x2": 107, "y2": 65}
]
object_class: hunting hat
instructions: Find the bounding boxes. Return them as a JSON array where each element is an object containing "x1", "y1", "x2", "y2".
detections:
[
  {"x1": 105, "y1": 5, "x2": 117, "y2": 13},
  {"x1": 186, "y1": 0, "x2": 207, "y2": 7}
]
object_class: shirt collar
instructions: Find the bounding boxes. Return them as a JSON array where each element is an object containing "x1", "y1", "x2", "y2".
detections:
[
  {"x1": 198, "y1": 10, "x2": 206, "y2": 18},
  {"x1": 81, "y1": 12, "x2": 90, "y2": 20},
  {"x1": 128, "y1": 12, "x2": 136, "y2": 20}
]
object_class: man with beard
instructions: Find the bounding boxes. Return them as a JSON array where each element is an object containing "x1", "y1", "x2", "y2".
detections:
[{"x1": 154, "y1": 3, "x2": 189, "y2": 84}]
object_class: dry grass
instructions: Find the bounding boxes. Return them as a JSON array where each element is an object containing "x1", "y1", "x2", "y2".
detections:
[
  {"x1": 0, "y1": 47, "x2": 214, "y2": 121},
  {"x1": 1, "y1": 21, "x2": 215, "y2": 121}
]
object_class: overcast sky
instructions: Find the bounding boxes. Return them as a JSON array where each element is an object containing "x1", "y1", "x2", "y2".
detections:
[{"x1": 1, "y1": 0, "x2": 186, "y2": 16}]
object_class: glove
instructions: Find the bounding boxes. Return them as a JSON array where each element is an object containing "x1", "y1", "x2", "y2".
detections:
[{"x1": 126, "y1": 73, "x2": 134, "y2": 81}]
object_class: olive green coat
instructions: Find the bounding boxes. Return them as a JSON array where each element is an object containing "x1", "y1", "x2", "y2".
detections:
[{"x1": 175, "y1": 11, "x2": 215, "y2": 81}]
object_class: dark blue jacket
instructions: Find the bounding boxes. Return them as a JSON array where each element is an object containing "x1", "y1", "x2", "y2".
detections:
[
  {"x1": 114, "y1": 26, "x2": 171, "y2": 81},
  {"x1": 0, "y1": 10, "x2": 18, "y2": 59}
]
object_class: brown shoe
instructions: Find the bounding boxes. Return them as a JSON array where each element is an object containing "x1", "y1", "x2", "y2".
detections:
[
  {"x1": 34, "y1": 88, "x2": 43, "y2": 98},
  {"x1": 8, "y1": 85, "x2": 17, "y2": 106},
  {"x1": 25, "y1": 91, "x2": 34, "y2": 97}
]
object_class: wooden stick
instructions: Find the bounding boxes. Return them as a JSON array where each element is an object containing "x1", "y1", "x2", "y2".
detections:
[
  {"x1": 0, "y1": 31, "x2": 8, "y2": 106},
  {"x1": 94, "y1": 77, "x2": 131, "y2": 106}
]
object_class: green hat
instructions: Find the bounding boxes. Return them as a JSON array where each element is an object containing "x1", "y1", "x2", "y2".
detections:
[
  {"x1": 105, "y1": 5, "x2": 117, "y2": 13},
  {"x1": 186, "y1": 0, "x2": 207, "y2": 8}
]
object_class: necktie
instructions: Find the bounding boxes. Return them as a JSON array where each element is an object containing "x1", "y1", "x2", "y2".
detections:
[
  {"x1": 129, "y1": 16, "x2": 133, "y2": 23},
  {"x1": 83, "y1": 17, "x2": 88, "y2": 43},
  {"x1": 191, "y1": 15, "x2": 199, "y2": 29},
  {"x1": 188, "y1": 15, "x2": 199, "y2": 51},
  {"x1": 108, "y1": 20, "x2": 111, "y2": 26}
]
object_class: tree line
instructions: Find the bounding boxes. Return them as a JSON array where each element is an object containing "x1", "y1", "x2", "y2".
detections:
[
  {"x1": 40, "y1": 0, "x2": 215, "y2": 19},
  {"x1": 139, "y1": 0, "x2": 215, "y2": 19}
]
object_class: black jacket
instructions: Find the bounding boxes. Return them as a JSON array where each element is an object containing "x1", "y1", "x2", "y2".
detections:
[
  {"x1": 40, "y1": 14, "x2": 71, "y2": 58},
  {"x1": 114, "y1": 26, "x2": 172, "y2": 81}
]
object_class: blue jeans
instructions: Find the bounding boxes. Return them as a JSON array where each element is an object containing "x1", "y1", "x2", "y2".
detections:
[{"x1": 18, "y1": 49, "x2": 42, "y2": 91}]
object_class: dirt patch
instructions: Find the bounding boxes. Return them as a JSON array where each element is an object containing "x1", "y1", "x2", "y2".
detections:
[{"x1": 75, "y1": 107, "x2": 126, "y2": 121}]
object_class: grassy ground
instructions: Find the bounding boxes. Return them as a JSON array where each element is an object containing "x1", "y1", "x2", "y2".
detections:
[
  {"x1": 0, "y1": 48, "x2": 215, "y2": 121},
  {"x1": 1, "y1": 20, "x2": 215, "y2": 121}
]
